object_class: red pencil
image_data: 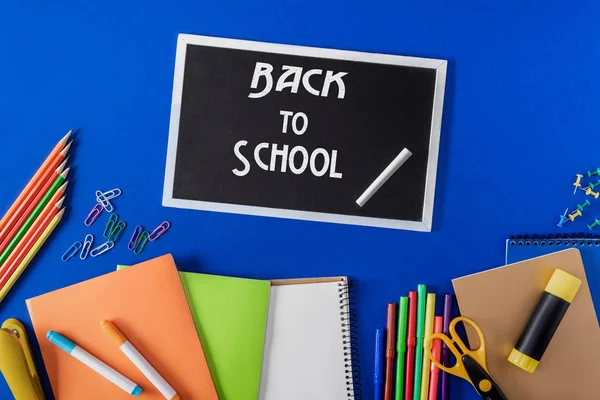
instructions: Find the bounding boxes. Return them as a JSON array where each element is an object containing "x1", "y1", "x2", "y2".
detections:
[
  {"x1": 428, "y1": 317, "x2": 443, "y2": 400},
  {"x1": 404, "y1": 291, "x2": 417, "y2": 400},
  {"x1": 385, "y1": 303, "x2": 397, "y2": 400},
  {"x1": 0, "y1": 198, "x2": 64, "y2": 289}
]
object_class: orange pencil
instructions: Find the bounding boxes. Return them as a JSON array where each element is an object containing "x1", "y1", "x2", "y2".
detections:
[
  {"x1": 0, "y1": 138, "x2": 71, "y2": 245},
  {"x1": 0, "y1": 166, "x2": 69, "y2": 254},
  {"x1": 0, "y1": 198, "x2": 64, "y2": 289},
  {"x1": 428, "y1": 317, "x2": 443, "y2": 400},
  {"x1": 0, "y1": 129, "x2": 73, "y2": 241}
]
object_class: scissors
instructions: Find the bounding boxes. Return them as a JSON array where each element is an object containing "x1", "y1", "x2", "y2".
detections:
[{"x1": 425, "y1": 316, "x2": 507, "y2": 400}]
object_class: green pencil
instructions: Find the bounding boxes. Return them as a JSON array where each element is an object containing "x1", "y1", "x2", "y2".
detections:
[
  {"x1": 395, "y1": 296, "x2": 409, "y2": 400},
  {"x1": 413, "y1": 284, "x2": 427, "y2": 400},
  {"x1": 0, "y1": 172, "x2": 68, "y2": 267}
]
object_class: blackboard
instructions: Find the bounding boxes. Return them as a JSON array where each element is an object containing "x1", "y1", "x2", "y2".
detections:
[{"x1": 163, "y1": 34, "x2": 447, "y2": 231}]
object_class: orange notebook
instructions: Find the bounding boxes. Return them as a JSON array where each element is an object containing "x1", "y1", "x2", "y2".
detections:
[{"x1": 26, "y1": 254, "x2": 218, "y2": 400}]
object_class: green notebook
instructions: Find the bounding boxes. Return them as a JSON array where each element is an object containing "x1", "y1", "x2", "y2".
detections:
[{"x1": 117, "y1": 265, "x2": 271, "y2": 400}]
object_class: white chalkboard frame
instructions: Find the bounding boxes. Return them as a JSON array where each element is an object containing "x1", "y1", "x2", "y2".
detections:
[{"x1": 163, "y1": 34, "x2": 447, "y2": 231}]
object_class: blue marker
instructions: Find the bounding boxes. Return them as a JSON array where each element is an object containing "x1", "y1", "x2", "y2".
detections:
[
  {"x1": 47, "y1": 331, "x2": 142, "y2": 396},
  {"x1": 375, "y1": 328, "x2": 385, "y2": 400}
]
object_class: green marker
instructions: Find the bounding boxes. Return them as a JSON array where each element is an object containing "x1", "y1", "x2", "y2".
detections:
[
  {"x1": 413, "y1": 284, "x2": 427, "y2": 400},
  {"x1": 395, "y1": 296, "x2": 409, "y2": 400}
]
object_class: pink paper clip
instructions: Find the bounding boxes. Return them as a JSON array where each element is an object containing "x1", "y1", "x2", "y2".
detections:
[
  {"x1": 84, "y1": 204, "x2": 104, "y2": 226},
  {"x1": 128, "y1": 226, "x2": 144, "y2": 250},
  {"x1": 149, "y1": 221, "x2": 171, "y2": 241}
]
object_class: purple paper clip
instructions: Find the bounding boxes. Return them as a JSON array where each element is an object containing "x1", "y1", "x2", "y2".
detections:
[
  {"x1": 128, "y1": 226, "x2": 144, "y2": 250},
  {"x1": 84, "y1": 204, "x2": 104, "y2": 226},
  {"x1": 148, "y1": 221, "x2": 171, "y2": 242}
]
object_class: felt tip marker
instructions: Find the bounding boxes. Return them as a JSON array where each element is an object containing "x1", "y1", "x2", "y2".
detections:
[
  {"x1": 101, "y1": 320, "x2": 180, "y2": 400},
  {"x1": 47, "y1": 331, "x2": 142, "y2": 396}
]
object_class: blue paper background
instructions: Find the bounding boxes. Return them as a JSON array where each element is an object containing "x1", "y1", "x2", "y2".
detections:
[{"x1": 1, "y1": 1, "x2": 599, "y2": 399}]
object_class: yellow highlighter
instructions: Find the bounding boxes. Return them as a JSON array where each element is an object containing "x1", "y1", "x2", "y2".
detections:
[
  {"x1": 101, "y1": 320, "x2": 180, "y2": 400},
  {"x1": 0, "y1": 319, "x2": 45, "y2": 400},
  {"x1": 420, "y1": 294, "x2": 436, "y2": 400}
]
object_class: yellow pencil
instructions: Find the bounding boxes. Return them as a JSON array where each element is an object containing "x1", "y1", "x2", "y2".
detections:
[
  {"x1": 420, "y1": 294, "x2": 436, "y2": 400},
  {"x1": 0, "y1": 208, "x2": 64, "y2": 303}
]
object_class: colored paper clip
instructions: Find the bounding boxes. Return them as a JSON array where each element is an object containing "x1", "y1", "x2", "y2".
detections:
[
  {"x1": 84, "y1": 204, "x2": 103, "y2": 227},
  {"x1": 104, "y1": 214, "x2": 120, "y2": 239},
  {"x1": 90, "y1": 241, "x2": 115, "y2": 258},
  {"x1": 97, "y1": 188, "x2": 122, "y2": 201},
  {"x1": 133, "y1": 232, "x2": 150, "y2": 255},
  {"x1": 96, "y1": 191, "x2": 114, "y2": 212},
  {"x1": 80, "y1": 234, "x2": 94, "y2": 260},
  {"x1": 62, "y1": 241, "x2": 82, "y2": 262},
  {"x1": 128, "y1": 226, "x2": 143, "y2": 250},
  {"x1": 107, "y1": 221, "x2": 127, "y2": 243},
  {"x1": 148, "y1": 221, "x2": 171, "y2": 242}
]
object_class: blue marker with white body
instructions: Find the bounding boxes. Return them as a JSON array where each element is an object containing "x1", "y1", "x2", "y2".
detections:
[{"x1": 47, "y1": 331, "x2": 142, "y2": 396}]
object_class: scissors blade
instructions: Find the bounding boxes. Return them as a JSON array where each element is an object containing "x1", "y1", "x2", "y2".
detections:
[{"x1": 462, "y1": 355, "x2": 507, "y2": 400}]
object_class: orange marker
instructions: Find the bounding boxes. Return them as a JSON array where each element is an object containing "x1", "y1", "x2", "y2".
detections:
[
  {"x1": 428, "y1": 317, "x2": 443, "y2": 400},
  {"x1": 101, "y1": 320, "x2": 180, "y2": 400},
  {"x1": 0, "y1": 134, "x2": 71, "y2": 244}
]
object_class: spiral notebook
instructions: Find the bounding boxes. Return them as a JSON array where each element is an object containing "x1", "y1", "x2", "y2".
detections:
[
  {"x1": 506, "y1": 234, "x2": 600, "y2": 324},
  {"x1": 258, "y1": 277, "x2": 359, "y2": 400}
]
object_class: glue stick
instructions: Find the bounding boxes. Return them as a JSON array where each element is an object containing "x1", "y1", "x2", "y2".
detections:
[{"x1": 508, "y1": 269, "x2": 581, "y2": 373}]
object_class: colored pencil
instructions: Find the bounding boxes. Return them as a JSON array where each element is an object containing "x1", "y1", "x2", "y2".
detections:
[
  {"x1": 0, "y1": 208, "x2": 64, "y2": 303},
  {"x1": 420, "y1": 294, "x2": 436, "y2": 400},
  {"x1": 404, "y1": 291, "x2": 417, "y2": 400},
  {"x1": 0, "y1": 162, "x2": 69, "y2": 252},
  {"x1": 395, "y1": 297, "x2": 409, "y2": 400},
  {"x1": 428, "y1": 317, "x2": 443, "y2": 400},
  {"x1": 441, "y1": 294, "x2": 452, "y2": 400},
  {"x1": 0, "y1": 197, "x2": 63, "y2": 288},
  {"x1": 385, "y1": 303, "x2": 397, "y2": 400},
  {"x1": 0, "y1": 180, "x2": 68, "y2": 267},
  {"x1": 0, "y1": 132, "x2": 70, "y2": 241},
  {"x1": 413, "y1": 285, "x2": 427, "y2": 400}
]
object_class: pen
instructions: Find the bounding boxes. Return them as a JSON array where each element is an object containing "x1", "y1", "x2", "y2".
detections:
[
  {"x1": 441, "y1": 294, "x2": 452, "y2": 400},
  {"x1": 101, "y1": 320, "x2": 180, "y2": 400},
  {"x1": 395, "y1": 297, "x2": 409, "y2": 400},
  {"x1": 375, "y1": 328, "x2": 385, "y2": 400},
  {"x1": 47, "y1": 331, "x2": 141, "y2": 396},
  {"x1": 385, "y1": 303, "x2": 397, "y2": 400},
  {"x1": 404, "y1": 291, "x2": 417, "y2": 400},
  {"x1": 413, "y1": 284, "x2": 427, "y2": 400},
  {"x1": 428, "y1": 317, "x2": 443, "y2": 400},
  {"x1": 419, "y1": 294, "x2": 436, "y2": 400}
]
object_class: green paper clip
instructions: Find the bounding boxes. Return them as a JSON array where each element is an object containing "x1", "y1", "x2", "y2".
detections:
[
  {"x1": 133, "y1": 231, "x2": 150, "y2": 255},
  {"x1": 107, "y1": 221, "x2": 127, "y2": 243},
  {"x1": 104, "y1": 214, "x2": 119, "y2": 239}
]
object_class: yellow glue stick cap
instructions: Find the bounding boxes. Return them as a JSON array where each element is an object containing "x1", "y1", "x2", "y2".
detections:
[
  {"x1": 544, "y1": 269, "x2": 581, "y2": 303},
  {"x1": 508, "y1": 348, "x2": 539, "y2": 373}
]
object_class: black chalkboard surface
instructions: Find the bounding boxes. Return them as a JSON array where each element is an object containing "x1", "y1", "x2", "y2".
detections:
[{"x1": 164, "y1": 34, "x2": 447, "y2": 231}]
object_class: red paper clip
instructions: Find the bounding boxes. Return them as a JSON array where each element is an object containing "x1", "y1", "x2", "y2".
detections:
[
  {"x1": 149, "y1": 221, "x2": 171, "y2": 241},
  {"x1": 84, "y1": 204, "x2": 104, "y2": 226}
]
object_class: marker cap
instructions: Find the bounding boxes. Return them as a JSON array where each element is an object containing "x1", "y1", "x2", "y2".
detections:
[
  {"x1": 100, "y1": 320, "x2": 127, "y2": 346},
  {"x1": 508, "y1": 348, "x2": 539, "y2": 373},
  {"x1": 544, "y1": 269, "x2": 581, "y2": 303}
]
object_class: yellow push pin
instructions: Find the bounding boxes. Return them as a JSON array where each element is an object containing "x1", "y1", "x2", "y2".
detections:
[
  {"x1": 568, "y1": 209, "x2": 582, "y2": 222},
  {"x1": 573, "y1": 174, "x2": 584, "y2": 194},
  {"x1": 585, "y1": 187, "x2": 600, "y2": 199}
]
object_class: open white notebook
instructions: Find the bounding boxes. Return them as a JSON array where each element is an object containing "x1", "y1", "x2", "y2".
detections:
[{"x1": 258, "y1": 277, "x2": 359, "y2": 400}]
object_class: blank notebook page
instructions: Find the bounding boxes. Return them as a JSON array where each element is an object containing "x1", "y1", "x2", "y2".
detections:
[{"x1": 259, "y1": 281, "x2": 349, "y2": 400}]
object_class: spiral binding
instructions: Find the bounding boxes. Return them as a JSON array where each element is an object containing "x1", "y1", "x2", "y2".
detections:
[
  {"x1": 509, "y1": 233, "x2": 600, "y2": 247},
  {"x1": 338, "y1": 278, "x2": 362, "y2": 399}
]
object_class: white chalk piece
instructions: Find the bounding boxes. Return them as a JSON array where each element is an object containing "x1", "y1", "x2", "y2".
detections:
[{"x1": 356, "y1": 148, "x2": 412, "y2": 207}]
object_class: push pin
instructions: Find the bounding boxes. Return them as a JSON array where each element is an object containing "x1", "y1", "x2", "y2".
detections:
[
  {"x1": 588, "y1": 168, "x2": 600, "y2": 177},
  {"x1": 574, "y1": 174, "x2": 584, "y2": 194},
  {"x1": 590, "y1": 180, "x2": 600, "y2": 190},
  {"x1": 588, "y1": 219, "x2": 600, "y2": 230},
  {"x1": 557, "y1": 208, "x2": 569, "y2": 228},
  {"x1": 568, "y1": 209, "x2": 582, "y2": 222},
  {"x1": 585, "y1": 187, "x2": 600, "y2": 199},
  {"x1": 577, "y1": 200, "x2": 591, "y2": 212}
]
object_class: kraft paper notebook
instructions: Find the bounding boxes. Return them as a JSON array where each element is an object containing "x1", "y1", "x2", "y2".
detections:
[
  {"x1": 259, "y1": 277, "x2": 359, "y2": 400},
  {"x1": 452, "y1": 248, "x2": 600, "y2": 400},
  {"x1": 506, "y1": 234, "x2": 600, "y2": 323},
  {"x1": 26, "y1": 254, "x2": 218, "y2": 400}
]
